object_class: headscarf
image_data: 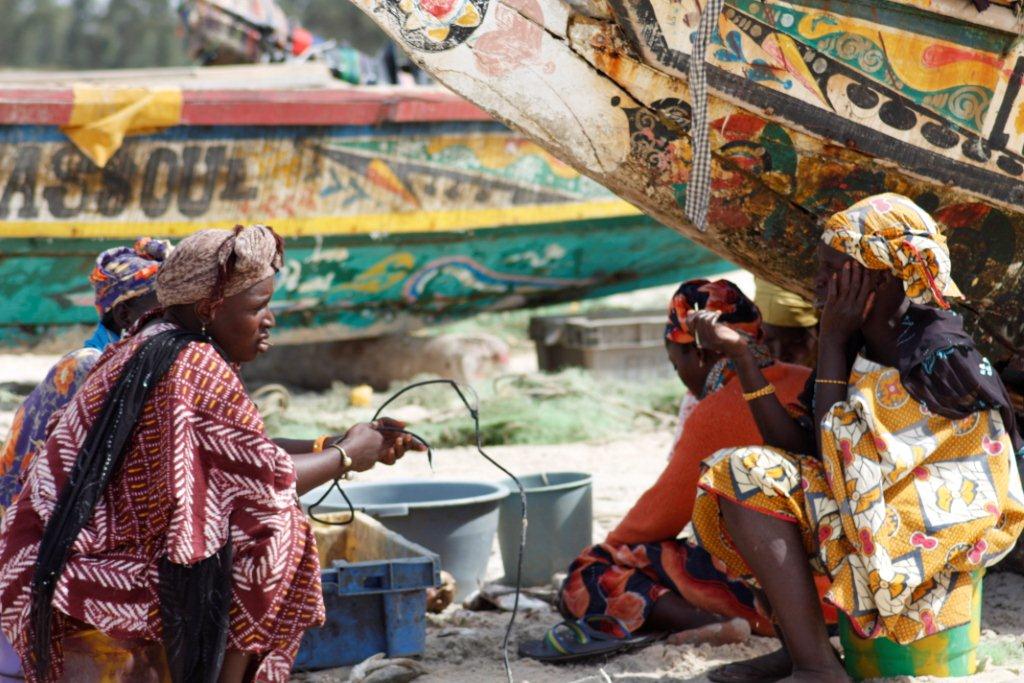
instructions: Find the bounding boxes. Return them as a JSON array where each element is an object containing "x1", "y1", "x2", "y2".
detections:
[
  {"x1": 665, "y1": 279, "x2": 763, "y2": 345},
  {"x1": 89, "y1": 237, "x2": 172, "y2": 316},
  {"x1": 665, "y1": 279, "x2": 772, "y2": 397},
  {"x1": 157, "y1": 225, "x2": 283, "y2": 307},
  {"x1": 804, "y1": 195, "x2": 1022, "y2": 456},
  {"x1": 754, "y1": 278, "x2": 818, "y2": 328},
  {"x1": 822, "y1": 193, "x2": 962, "y2": 309}
]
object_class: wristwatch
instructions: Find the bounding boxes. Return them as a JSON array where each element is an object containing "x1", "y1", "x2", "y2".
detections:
[{"x1": 327, "y1": 441, "x2": 353, "y2": 479}]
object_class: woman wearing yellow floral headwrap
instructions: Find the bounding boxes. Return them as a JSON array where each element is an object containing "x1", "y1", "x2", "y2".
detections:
[{"x1": 688, "y1": 194, "x2": 1024, "y2": 682}]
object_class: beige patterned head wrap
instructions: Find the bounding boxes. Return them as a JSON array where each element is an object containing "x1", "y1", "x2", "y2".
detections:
[
  {"x1": 822, "y1": 193, "x2": 962, "y2": 309},
  {"x1": 156, "y1": 225, "x2": 283, "y2": 307}
]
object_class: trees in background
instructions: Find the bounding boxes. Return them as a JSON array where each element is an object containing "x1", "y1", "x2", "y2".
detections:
[{"x1": 0, "y1": 0, "x2": 388, "y2": 70}]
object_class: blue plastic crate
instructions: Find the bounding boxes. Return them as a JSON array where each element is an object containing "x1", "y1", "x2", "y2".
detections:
[{"x1": 294, "y1": 512, "x2": 440, "y2": 671}]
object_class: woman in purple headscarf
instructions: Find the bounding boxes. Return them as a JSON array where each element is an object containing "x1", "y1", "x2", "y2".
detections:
[{"x1": 0, "y1": 237, "x2": 171, "y2": 511}]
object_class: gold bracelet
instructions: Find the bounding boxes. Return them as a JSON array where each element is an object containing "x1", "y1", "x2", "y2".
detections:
[
  {"x1": 312, "y1": 435, "x2": 330, "y2": 453},
  {"x1": 327, "y1": 441, "x2": 353, "y2": 479},
  {"x1": 815, "y1": 378, "x2": 847, "y2": 386},
  {"x1": 742, "y1": 384, "x2": 776, "y2": 401}
]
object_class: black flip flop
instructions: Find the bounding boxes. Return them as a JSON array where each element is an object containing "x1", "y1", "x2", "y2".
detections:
[{"x1": 518, "y1": 614, "x2": 663, "y2": 664}]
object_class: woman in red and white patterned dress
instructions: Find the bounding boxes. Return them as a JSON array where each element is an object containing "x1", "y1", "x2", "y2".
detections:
[{"x1": 0, "y1": 225, "x2": 421, "y2": 683}]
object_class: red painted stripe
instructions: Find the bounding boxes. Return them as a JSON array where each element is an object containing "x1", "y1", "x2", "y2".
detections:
[
  {"x1": 0, "y1": 89, "x2": 74, "y2": 125},
  {"x1": 0, "y1": 87, "x2": 492, "y2": 126}
]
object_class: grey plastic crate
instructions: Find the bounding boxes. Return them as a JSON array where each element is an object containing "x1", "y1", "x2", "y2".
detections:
[{"x1": 528, "y1": 310, "x2": 668, "y2": 380}]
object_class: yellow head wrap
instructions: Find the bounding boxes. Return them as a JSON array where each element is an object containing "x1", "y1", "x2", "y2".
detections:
[
  {"x1": 754, "y1": 278, "x2": 818, "y2": 328},
  {"x1": 822, "y1": 193, "x2": 962, "y2": 309}
]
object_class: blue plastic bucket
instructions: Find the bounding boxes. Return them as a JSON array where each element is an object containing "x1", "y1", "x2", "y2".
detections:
[
  {"x1": 302, "y1": 479, "x2": 507, "y2": 601},
  {"x1": 498, "y1": 471, "x2": 593, "y2": 586}
]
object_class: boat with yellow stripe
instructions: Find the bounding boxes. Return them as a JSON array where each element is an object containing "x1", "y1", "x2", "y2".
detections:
[{"x1": 0, "y1": 63, "x2": 724, "y2": 347}]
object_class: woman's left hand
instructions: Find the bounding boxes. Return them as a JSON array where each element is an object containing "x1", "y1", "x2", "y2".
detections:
[
  {"x1": 372, "y1": 416, "x2": 428, "y2": 465},
  {"x1": 685, "y1": 310, "x2": 749, "y2": 359}
]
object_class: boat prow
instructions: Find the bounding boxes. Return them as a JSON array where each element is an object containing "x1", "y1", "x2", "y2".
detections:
[{"x1": 348, "y1": 0, "x2": 1024, "y2": 358}]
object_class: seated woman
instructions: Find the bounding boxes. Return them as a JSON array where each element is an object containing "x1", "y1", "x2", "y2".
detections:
[
  {"x1": 0, "y1": 225, "x2": 422, "y2": 683},
  {"x1": 559, "y1": 279, "x2": 818, "y2": 644},
  {"x1": 690, "y1": 194, "x2": 1024, "y2": 682}
]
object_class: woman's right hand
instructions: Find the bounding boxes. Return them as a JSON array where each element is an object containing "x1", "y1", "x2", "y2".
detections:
[
  {"x1": 685, "y1": 310, "x2": 749, "y2": 359},
  {"x1": 339, "y1": 418, "x2": 423, "y2": 472},
  {"x1": 819, "y1": 261, "x2": 875, "y2": 344}
]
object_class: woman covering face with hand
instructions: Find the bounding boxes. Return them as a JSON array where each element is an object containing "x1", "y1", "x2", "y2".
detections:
[
  {"x1": 688, "y1": 194, "x2": 1024, "y2": 682},
  {"x1": 0, "y1": 225, "x2": 423, "y2": 683}
]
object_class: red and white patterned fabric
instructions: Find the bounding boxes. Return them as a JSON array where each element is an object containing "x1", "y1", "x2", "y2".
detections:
[{"x1": 0, "y1": 322, "x2": 324, "y2": 682}]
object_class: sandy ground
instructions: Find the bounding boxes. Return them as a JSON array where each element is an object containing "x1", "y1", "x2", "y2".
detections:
[
  {"x1": 295, "y1": 434, "x2": 1024, "y2": 683},
  {"x1": 2, "y1": 293, "x2": 1023, "y2": 682}
]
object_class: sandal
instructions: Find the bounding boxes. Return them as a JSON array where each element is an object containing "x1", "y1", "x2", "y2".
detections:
[{"x1": 518, "y1": 614, "x2": 663, "y2": 664}]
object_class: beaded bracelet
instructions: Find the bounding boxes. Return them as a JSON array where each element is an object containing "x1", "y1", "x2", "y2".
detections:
[
  {"x1": 742, "y1": 384, "x2": 776, "y2": 401},
  {"x1": 815, "y1": 378, "x2": 847, "y2": 386}
]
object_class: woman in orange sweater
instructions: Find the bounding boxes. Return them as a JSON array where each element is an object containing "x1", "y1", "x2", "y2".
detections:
[{"x1": 559, "y1": 279, "x2": 813, "y2": 646}]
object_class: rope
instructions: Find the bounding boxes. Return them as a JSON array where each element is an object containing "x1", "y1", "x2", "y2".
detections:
[
  {"x1": 304, "y1": 379, "x2": 527, "y2": 683},
  {"x1": 684, "y1": 0, "x2": 725, "y2": 232}
]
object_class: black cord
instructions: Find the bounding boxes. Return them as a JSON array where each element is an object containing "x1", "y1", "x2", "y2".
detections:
[{"x1": 304, "y1": 379, "x2": 526, "y2": 683}]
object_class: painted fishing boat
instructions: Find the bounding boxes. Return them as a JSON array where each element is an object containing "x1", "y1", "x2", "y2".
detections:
[
  {"x1": 0, "y1": 63, "x2": 726, "y2": 348},
  {"x1": 347, "y1": 0, "x2": 1024, "y2": 361}
]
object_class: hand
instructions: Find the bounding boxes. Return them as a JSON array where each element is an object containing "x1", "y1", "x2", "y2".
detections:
[
  {"x1": 684, "y1": 310, "x2": 749, "y2": 359},
  {"x1": 339, "y1": 417, "x2": 426, "y2": 472},
  {"x1": 819, "y1": 261, "x2": 875, "y2": 344}
]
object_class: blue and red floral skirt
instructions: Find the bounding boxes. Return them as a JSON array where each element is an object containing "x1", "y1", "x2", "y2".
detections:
[{"x1": 559, "y1": 538, "x2": 775, "y2": 636}]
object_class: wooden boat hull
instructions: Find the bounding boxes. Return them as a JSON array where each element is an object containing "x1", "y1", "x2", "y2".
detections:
[
  {"x1": 0, "y1": 71, "x2": 725, "y2": 347},
  {"x1": 348, "y1": 0, "x2": 1024, "y2": 360}
]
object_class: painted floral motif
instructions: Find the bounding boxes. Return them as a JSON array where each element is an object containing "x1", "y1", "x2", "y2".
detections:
[{"x1": 388, "y1": 0, "x2": 487, "y2": 51}]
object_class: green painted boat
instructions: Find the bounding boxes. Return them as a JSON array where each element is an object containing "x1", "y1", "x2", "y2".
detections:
[
  {"x1": 0, "y1": 64, "x2": 726, "y2": 348},
  {"x1": 345, "y1": 0, "x2": 1024, "y2": 361}
]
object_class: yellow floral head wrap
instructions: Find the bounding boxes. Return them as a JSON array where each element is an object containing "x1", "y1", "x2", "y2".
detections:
[{"x1": 822, "y1": 193, "x2": 962, "y2": 309}]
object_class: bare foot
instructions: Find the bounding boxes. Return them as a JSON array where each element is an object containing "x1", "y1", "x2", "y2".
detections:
[
  {"x1": 778, "y1": 667, "x2": 849, "y2": 682},
  {"x1": 707, "y1": 646, "x2": 791, "y2": 682},
  {"x1": 667, "y1": 617, "x2": 750, "y2": 646}
]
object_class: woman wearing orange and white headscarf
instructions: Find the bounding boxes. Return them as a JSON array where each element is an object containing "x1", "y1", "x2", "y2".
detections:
[
  {"x1": 553, "y1": 279, "x2": 818, "y2": 656},
  {"x1": 689, "y1": 194, "x2": 1024, "y2": 682}
]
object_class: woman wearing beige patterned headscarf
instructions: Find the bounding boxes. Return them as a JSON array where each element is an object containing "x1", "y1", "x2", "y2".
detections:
[{"x1": 0, "y1": 225, "x2": 423, "y2": 683}]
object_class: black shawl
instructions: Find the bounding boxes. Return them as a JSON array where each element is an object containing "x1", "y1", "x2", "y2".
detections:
[
  {"x1": 799, "y1": 304, "x2": 1022, "y2": 456},
  {"x1": 28, "y1": 329, "x2": 232, "y2": 683}
]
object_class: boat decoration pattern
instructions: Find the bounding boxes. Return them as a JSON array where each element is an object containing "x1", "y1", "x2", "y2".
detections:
[{"x1": 351, "y1": 0, "x2": 1024, "y2": 359}]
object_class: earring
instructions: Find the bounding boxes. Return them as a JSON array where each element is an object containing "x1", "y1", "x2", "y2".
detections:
[{"x1": 201, "y1": 321, "x2": 208, "y2": 337}]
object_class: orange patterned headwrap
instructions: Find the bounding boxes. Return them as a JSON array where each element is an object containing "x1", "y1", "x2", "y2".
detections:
[{"x1": 665, "y1": 279, "x2": 763, "y2": 345}]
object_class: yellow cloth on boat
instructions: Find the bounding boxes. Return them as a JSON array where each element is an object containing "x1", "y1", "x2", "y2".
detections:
[
  {"x1": 62, "y1": 85, "x2": 183, "y2": 168},
  {"x1": 692, "y1": 355, "x2": 1024, "y2": 644}
]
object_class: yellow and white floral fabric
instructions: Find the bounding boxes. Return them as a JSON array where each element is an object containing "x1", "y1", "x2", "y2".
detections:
[
  {"x1": 822, "y1": 193, "x2": 962, "y2": 309},
  {"x1": 693, "y1": 355, "x2": 1024, "y2": 644}
]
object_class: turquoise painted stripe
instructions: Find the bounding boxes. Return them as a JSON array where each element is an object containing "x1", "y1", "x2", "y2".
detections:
[{"x1": 748, "y1": 0, "x2": 1016, "y2": 50}]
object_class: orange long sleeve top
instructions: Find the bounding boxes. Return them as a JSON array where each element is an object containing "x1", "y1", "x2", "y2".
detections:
[{"x1": 607, "y1": 362, "x2": 811, "y2": 546}]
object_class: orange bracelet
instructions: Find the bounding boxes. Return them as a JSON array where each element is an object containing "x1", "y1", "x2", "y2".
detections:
[{"x1": 312, "y1": 435, "x2": 331, "y2": 453}]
